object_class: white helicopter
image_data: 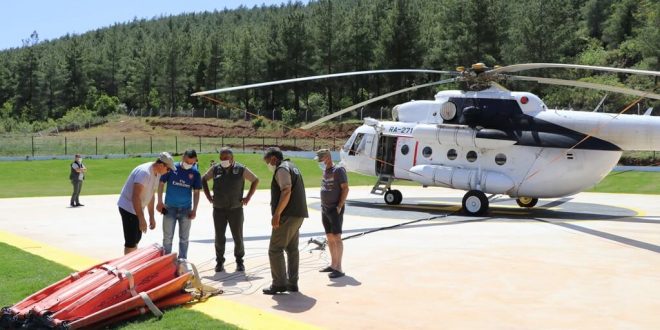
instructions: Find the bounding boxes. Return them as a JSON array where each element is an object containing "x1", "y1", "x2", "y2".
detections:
[{"x1": 193, "y1": 63, "x2": 660, "y2": 215}]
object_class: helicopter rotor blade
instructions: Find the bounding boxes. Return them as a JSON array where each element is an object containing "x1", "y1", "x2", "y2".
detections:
[
  {"x1": 191, "y1": 69, "x2": 456, "y2": 96},
  {"x1": 506, "y1": 75, "x2": 660, "y2": 100},
  {"x1": 490, "y1": 63, "x2": 660, "y2": 77},
  {"x1": 300, "y1": 78, "x2": 457, "y2": 129}
]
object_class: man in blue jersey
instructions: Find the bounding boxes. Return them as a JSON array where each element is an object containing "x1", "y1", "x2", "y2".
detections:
[{"x1": 157, "y1": 150, "x2": 202, "y2": 259}]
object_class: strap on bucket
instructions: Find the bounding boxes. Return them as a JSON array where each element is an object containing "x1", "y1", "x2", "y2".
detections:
[{"x1": 139, "y1": 292, "x2": 163, "y2": 318}]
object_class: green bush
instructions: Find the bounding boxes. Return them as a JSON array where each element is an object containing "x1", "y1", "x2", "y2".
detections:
[
  {"x1": 56, "y1": 107, "x2": 107, "y2": 131},
  {"x1": 94, "y1": 94, "x2": 121, "y2": 116},
  {"x1": 281, "y1": 107, "x2": 297, "y2": 126},
  {"x1": 306, "y1": 92, "x2": 327, "y2": 119},
  {"x1": 251, "y1": 117, "x2": 265, "y2": 129}
]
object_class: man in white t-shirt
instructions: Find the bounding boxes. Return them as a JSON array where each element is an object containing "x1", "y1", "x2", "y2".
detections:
[{"x1": 117, "y1": 152, "x2": 176, "y2": 255}]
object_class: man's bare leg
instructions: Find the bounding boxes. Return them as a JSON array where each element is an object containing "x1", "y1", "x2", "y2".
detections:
[
  {"x1": 334, "y1": 234, "x2": 343, "y2": 272},
  {"x1": 326, "y1": 234, "x2": 337, "y2": 269}
]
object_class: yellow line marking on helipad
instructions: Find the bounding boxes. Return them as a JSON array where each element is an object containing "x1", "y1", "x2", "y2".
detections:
[
  {"x1": 0, "y1": 230, "x2": 97, "y2": 270},
  {"x1": 190, "y1": 296, "x2": 318, "y2": 330},
  {"x1": 0, "y1": 230, "x2": 317, "y2": 330}
]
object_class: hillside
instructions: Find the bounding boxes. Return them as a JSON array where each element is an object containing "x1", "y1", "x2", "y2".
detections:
[{"x1": 61, "y1": 116, "x2": 359, "y2": 139}]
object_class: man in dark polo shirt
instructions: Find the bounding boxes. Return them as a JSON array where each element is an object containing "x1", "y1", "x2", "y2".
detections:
[
  {"x1": 262, "y1": 147, "x2": 309, "y2": 295},
  {"x1": 202, "y1": 147, "x2": 259, "y2": 273},
  {"x1": 315, "y1": 149, "x2": 349, "y2": 279},
  {"x1": 69, "y1": 154, "x2": 86, "y2": 207}
]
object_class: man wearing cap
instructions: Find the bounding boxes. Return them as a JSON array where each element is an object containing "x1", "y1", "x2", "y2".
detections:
[
  {"x1": 69, "y1": 154, "x2": 86, "y2": 207},
  {"x1": 156, "y1": 150, "x2": 202, "y2": 260},
  {"x1": 202, "y1": 147, "x2": 259, "y2": 272},
  {"x1": 316, "y1": 149, "x2": 349, "y2": 279},
  {"x1": 117, "y1": 152, "x2": 176, "y2": 255},
  {"x1": 262, "y1": 147, "x2": 308, "y2": 294}
]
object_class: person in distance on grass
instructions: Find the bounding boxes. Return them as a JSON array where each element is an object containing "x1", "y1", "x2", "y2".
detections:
[
  {"x1": 202, "y1": 147, "x2": 259, "y2": 273},
  {"x1": 156, "y1": 150, "x2": 202, "y2": 260},
  {"x1": 315, "y1": 149, "x2": 349, "y2": 279},
  {"x1": 117, "y1": 152, "x2": 176, "y2": 255},
  {"x1": 262, "y1": 147, "x2": 308, "y2": 295},
  {"x1": 69, "y1": 154, "x2": 87, "y2": 207}
]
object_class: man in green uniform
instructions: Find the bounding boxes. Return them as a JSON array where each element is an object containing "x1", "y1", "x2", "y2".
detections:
[
  {"x1": 202, "y1": 147, "x2": 259, "y2": 273},
  {"x1": 262, "y1": 147, "x2": 309, "y2": 295}
]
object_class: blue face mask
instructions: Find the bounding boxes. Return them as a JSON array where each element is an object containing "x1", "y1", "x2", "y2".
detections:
[{"x1": 318, "y1": 162, "x2": 327, "y2": 171}]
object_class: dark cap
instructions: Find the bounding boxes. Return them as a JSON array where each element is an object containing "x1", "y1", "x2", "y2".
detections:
[
  {"x1": 219, "y1": 147, "x2": 233, "y2": 156},
  {"x1": 263, "y1": 147, "x2": 283, "y2": 160},
  {"x1": 183, "y1": 149, "x2": 198, "y2": 158}
]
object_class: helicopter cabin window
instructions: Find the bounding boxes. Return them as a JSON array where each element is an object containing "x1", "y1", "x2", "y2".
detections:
[
  {"x1": 447, "y1": 149, "x2": 457, "y2": 160},
  {"x1": 495, "y1": 153, "x2": 507, "y2": 165},
  {"x1": 422, "y1": 146, "x2": 433, "y2": 158},
  {"x1": 348, "y1": 133, "x2": 365, "y2": 156},
  {"x1": 401, "y1": 144, "x2": 410, "y2": 155},
  {"x1": 466, "y1": 150, "x2": 478, "y2": 162}
]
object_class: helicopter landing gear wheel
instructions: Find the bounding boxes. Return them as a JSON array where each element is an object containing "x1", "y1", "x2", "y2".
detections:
[
  {"x1": 462, "y1": 190, "x2": 489, "y2": 216},
  {"x1": 384, "y1": 189, "x2": 402, "y2": 205},
  {"x1": 516, "y1": 197, "x2": 538, "y2": 208}
]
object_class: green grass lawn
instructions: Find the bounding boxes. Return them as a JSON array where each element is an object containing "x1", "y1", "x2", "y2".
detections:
[
  {"x1": 0, "y1": 154, "x2": 657, "y2": 198},
  {"x1": 587, "y1": 171, "x2": 660, "y2": 194},
  {"x1": 0, "y1": 154, "x2": 376, "y2": 198},
  {"x1": 0, "y1": 242, "x2": 238, "y2": 329}
]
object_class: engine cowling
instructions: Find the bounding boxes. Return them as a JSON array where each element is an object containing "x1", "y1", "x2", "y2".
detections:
[{"x1": 412, "y1": 124, "x2": 516, "y2": 149}]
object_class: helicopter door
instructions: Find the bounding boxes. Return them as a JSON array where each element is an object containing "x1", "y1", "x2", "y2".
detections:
[
  {"x1": 394, "y1": 137, "x2": 416, "y2": 180},
  {"x1": 376, "y1": 135, "x2": 397, "y2": 176}
]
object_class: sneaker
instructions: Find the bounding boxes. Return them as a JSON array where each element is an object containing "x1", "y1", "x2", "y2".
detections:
[
  {"x1": 328, "y1": 270, "x2": 345, "y2": 279},
  {"x1": 236, "y1": 263, "x2": 245, "y2": 272},
  {"x1": 319, "y1": 266, "x2": 334, "y2": 273},
  {"x1": 286, "y1": 284, "x2": 299, "y2": 292},
  {"x1": 215, "y1": 264, "x2": 224, "y2": 273},
  {"x1": 75, "y1": 203, "x2": 84, "y2": 207},
  {"x1": 262, "y1": 285, "x2": 287, "y2": 295}
]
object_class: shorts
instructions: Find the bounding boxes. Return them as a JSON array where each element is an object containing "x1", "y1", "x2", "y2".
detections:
[
  {"x1": 321, "y1": 206, "x2": 344, "y2": 235},
  {"x1": 119, "y1": 207, "x2": 142, "y2": 248}
]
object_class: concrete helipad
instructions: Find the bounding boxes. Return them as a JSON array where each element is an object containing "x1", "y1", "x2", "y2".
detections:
[{"x1": 1, "y1": 187, "x2": 660, "y2": 329}]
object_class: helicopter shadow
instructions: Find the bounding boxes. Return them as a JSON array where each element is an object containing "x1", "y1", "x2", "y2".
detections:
[{"x1": 338, "y1": 197, "x2": 658, "y2": 224}]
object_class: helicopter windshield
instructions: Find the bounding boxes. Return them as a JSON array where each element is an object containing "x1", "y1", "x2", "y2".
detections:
[{"x1": 347, "y1": 133, "x2": 366, "y2": 155}]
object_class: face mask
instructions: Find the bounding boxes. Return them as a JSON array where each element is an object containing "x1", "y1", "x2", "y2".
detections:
[
  {"x1": 220, "y1": 160, "x2": 231, "y2": 168},
  {"x1": 318, "y1": 162, "x2": 327, "y2": 171},
  {"x1": 267, "y1": 163, "x2": 276, "y2": 173},
  {"x1": 181, "y1": 162, "x2": 193, "y2": 170}
]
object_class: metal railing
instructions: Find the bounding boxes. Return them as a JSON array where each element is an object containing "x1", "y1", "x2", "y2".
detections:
[{"x1": 0, "y1": 135, "x2": 343, "y2": 157}]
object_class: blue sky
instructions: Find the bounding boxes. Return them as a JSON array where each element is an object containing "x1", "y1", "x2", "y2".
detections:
[{"x1": 0, "y1": 0, "x2": 293, "y2": 50}]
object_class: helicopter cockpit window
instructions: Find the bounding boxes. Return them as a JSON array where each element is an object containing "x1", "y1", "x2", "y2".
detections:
[{"x1": 349, "y1": 133, "x2": 365, "y2": 156}]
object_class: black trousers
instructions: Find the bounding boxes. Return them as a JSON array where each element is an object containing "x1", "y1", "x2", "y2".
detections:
[
  {"x1": 70, "y1": 180, "x2": 83, "y2": 205},
  {"x1": 213, "y1": 207, "x2": 245, "y2": 265}
]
